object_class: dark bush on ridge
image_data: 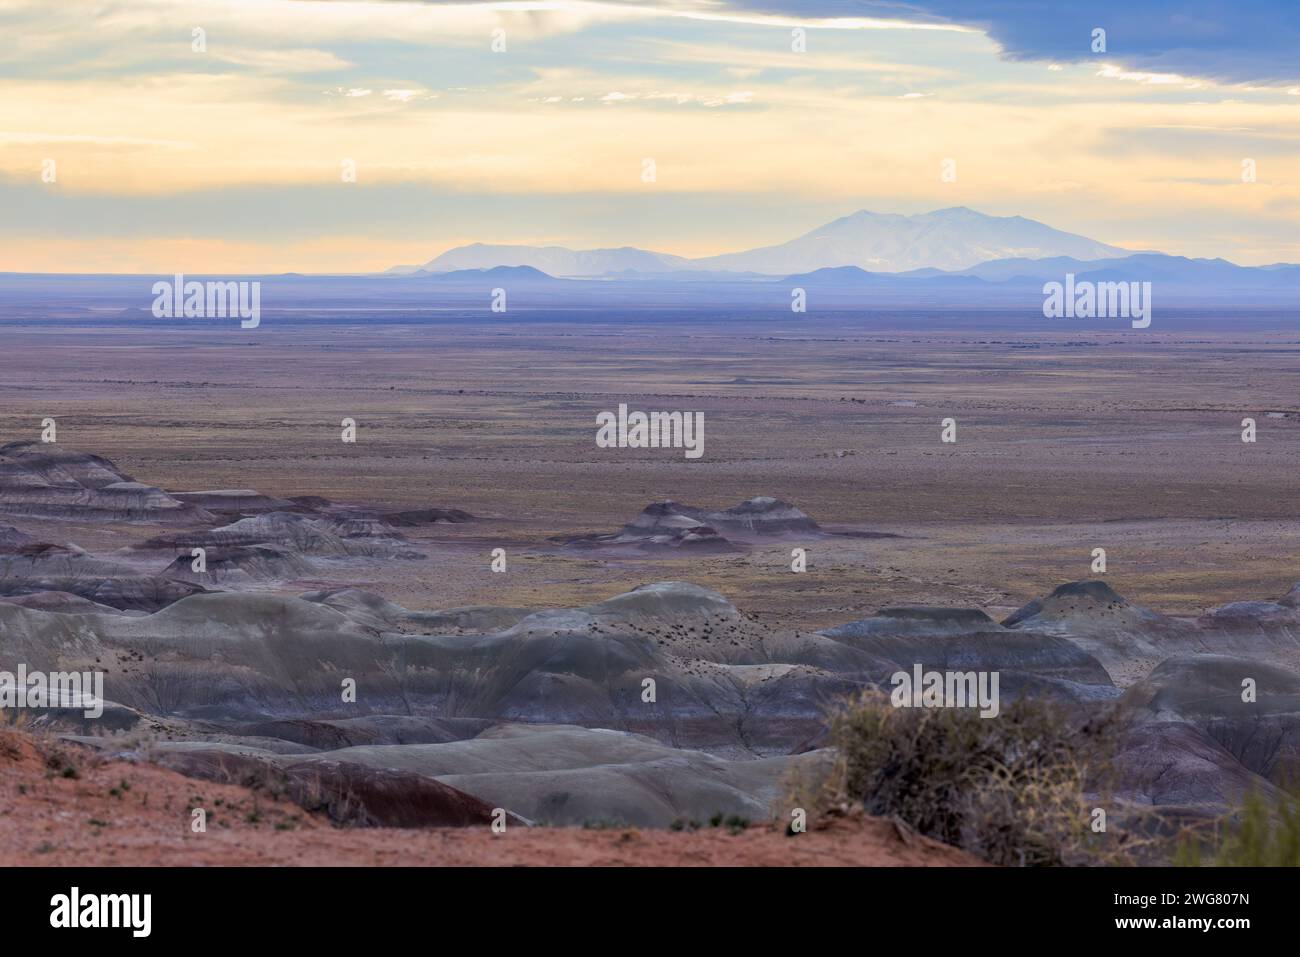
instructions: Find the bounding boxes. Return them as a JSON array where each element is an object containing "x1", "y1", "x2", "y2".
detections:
[{"x1": 825, "y1": 693, "x2": 1115, "y2": 866}]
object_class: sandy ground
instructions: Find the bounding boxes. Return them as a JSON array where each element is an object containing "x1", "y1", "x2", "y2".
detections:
[
  {"x1": 0, "y1": 729, "x2": 978, "y2": 866},
  {"x1": 3, "y1": 318, "x2": 1299, "y2": 626}
]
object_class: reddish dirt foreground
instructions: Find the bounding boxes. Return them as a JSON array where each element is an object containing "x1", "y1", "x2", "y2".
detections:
[{"x1": 0, "y1": 729, "x2": 980, "y2": 866}]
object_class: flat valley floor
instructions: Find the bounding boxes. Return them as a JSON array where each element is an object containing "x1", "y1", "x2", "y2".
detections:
[{"x1": 2, "y1": 311, "x2": 1297, "y2": 626}]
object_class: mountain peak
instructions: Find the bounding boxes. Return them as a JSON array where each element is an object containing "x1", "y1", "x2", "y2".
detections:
[
  {"x1": 692, "y1": 205, "x2": 1129, "y2": 274},
  {"x1": 402, "y1": 206, "x2": 1132, "y2": 277},
  {"x1": 420, "y1": 243, "x2": 690, "y2": 278},
  {"x1": 429, "y1": 264, "x2": 558, "y2": 282}
]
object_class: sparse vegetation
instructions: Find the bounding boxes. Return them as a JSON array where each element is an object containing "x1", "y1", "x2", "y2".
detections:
[
  {"x1": 1178, "y1": 789, "x2": 1300, "y2": 867},
  {"x1": 703, "y1": 812, "x2": 749, "y2": 835},
  {"x1": 806, "y1": 691, "x2": 1122, "y2": 866}
]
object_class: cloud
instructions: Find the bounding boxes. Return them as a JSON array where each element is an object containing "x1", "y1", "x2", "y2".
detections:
[
  {"x1": 210, "y1": 47, "x2": 352, "y2": 73},
  {"x1": 1095, "y1": 64, "x2": 1196, "y2": 87},
  {"x1": 3, "y1": 0, "x2": 1297, "y2": 272},
  {"x1": 643, "y1": 38, "x2": 955, "y2": 80},
  {"x1": 719, "y1": 1, "x2": 1300, "y2": 85},
  {"x1": 13, "y1": 1, "x2": 1297, "y2": 88}
]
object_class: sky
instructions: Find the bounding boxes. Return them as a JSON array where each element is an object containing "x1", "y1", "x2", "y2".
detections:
[{"x1": 1, "y1": 0, "x2": 1298, "y2": 273}]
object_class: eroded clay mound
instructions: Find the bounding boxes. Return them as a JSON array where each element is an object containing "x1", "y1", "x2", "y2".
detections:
[
  {"x1": 1004, "y1": 580, "x2": 1160, "y2": 628},
  {"x1": 153, "y1": 748, "x2": 517, "y2": 828},
  {"x1": 386, "y1": 507, "x2": 476, "y2": 526},
  {"x1": 0, "y1": 726, "x2": 980, "y2": 864},
  {"x1": 161, "y1": 544, "x2": 316, "y2": 585},
  {"x1": 558, "y1": 503, "x2": 740, "y2": 553},
  {"x1": 1109, "y1": 721, "x2": 1287, "y2": 811},
  {"x1": 0, "y1": 523, "x2": 37, "y2": 550},
  {"x1": 555, "y1": 497, "x2": 822, "y2": 553},
  {"x1": 0, "y1": 582, "x2": 866, "y2": 752},
  {"x1": 819, "y1": 596, "x2": 1119, "y2": 699},
  {"x1": 0, "y1": 590, "x2": 128, "y2": 615},
  {"x1": 1189, "y1": 584, "x2": 1300, "y2": 665},
  {"x1": 823, "y1": 606, "x2": 1001, "y2": 640},
  {"x1": 1005, "y1": 580, "x2": 1300, "y2": 685},
  {"x1": 1003, "y1": 580, "x2": 1194, "y2": 684},
  {"x1": 694, "y1": 496, "x2": 824, "y2": 538},
  {"x1": 0, "y1": 540, "x2": 210, "y2": 611},
  {"x1": 233, "y1": 723, "x2": 822, "y2": 828},
  {"x1": 0, "y1": 442, "x2": 211, "y2": 523},
  {"x1": 1121, "y1": 655, "x2": 1300, "y2": 788},
  {"x1": 136, "y1": 511, "x2": 425, "y2": 561}
]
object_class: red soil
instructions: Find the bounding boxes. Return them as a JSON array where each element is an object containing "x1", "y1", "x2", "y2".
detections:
[{"x1": 0, "y1": 729, "x2": 980, "y2": 867}]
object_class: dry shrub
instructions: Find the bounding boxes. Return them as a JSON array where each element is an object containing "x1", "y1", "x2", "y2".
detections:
[
  {"x1": 1178, "y1": 788, "x2": 1300, "y2": 867},
  {"x1": 819, "y1": 691, "x2": 1120, "y2": 866}
]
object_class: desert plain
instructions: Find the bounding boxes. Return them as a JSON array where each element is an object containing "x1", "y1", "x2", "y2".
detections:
[
  {"x1": 3, "y1": 311, "x2": 1297, "y2": 620},
  {"x1": 2, "y1": 306, "x2": 1299, "y2": 864}
]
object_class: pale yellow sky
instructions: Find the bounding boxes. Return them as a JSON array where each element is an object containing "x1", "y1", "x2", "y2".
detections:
[{"x1": 2, "y1": 0, "x2": 1297, "y2": 271}]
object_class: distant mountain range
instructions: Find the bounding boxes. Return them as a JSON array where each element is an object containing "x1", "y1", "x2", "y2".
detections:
[
  {"x1": 425, "y1": 265, "x2": 561, "y2": 283},
  {"x1": 789, "y1": 253, "x2": 1300, "y2": 290},
  {"x1": 691, "y1": 207, "x2": 1131, "y2": 274},
  {"x1": 400, "y1": 207, "x2": 1134, "y2": 278},
  {"x1": 7, "y1": 207, "x2": 1290, "y2": 319},
  {"x1": 397, "y1": 246, "x2": 691, "y2": 277}
]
